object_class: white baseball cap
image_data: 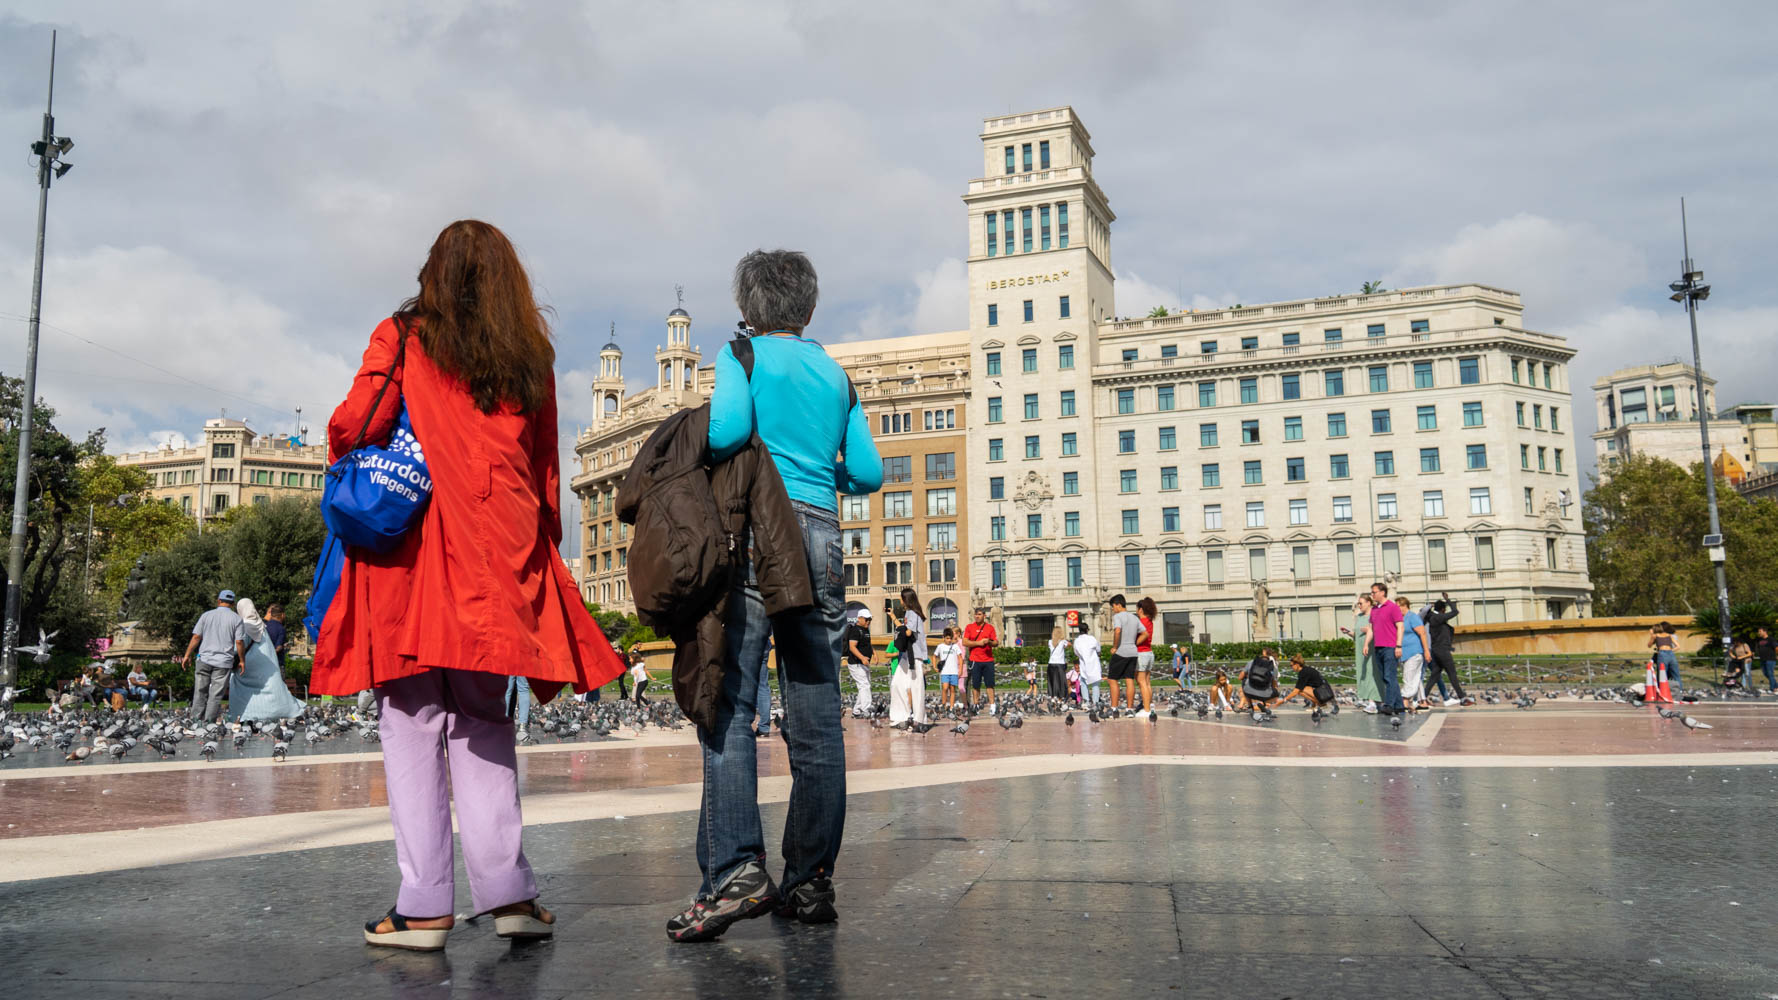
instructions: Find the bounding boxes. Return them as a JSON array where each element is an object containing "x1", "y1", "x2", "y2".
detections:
[{"x1": 855, "y1": 609, "x2": 872, "y2": 619}]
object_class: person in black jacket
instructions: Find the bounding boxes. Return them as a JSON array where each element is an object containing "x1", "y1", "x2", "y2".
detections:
[{"x1": 1421, "y1": 593, "x2": 1466, "y2": 705}]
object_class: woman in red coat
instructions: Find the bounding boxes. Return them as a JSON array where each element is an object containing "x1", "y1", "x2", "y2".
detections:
[{"x1": 315, "y1": 219, "x2": 624, "y2": 950}]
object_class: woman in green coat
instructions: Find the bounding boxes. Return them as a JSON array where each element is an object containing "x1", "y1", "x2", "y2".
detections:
[{"x1": 1345, "y1": 595, "x2": 1381, "y2": 709}]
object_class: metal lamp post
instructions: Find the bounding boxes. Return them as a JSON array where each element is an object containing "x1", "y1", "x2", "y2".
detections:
[
  {"x1": 1669, "y1": 198, "x2": 1731, "y2": 667},
  {"x1": 2, "y1": 33, "x2": 72, "y2": 706}
]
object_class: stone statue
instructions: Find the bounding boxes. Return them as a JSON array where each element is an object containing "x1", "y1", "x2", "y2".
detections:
[{"x1": 1252, "y1": 581, "x2": 1270, "y2": 627}]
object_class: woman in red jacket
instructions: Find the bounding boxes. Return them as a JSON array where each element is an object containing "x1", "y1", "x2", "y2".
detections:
[{"x1": 315, "y1": 219, "x2": 624, "y2": 950}]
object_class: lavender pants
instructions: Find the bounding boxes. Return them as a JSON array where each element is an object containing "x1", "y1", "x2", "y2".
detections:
[{"x1": 377, "y1": 669, "x2": 536, "y2": 917}]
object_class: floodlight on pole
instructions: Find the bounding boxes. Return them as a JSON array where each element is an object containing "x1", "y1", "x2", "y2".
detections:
[
  {"x1": 1669, "y1": 198, "x2": 1732, "y2": 667},
  {"x1": 2, "y1": 31, "x2": 74, "y2": 707}
]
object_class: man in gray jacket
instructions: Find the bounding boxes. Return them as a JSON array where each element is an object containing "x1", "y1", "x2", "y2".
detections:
[{"x1": 179, "y1": 590, "x2": 245, "y2": 722}]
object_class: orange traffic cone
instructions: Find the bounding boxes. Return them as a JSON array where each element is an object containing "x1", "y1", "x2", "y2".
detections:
[
  {"x1": 1658, "y1": 672, "x2": 1673, "y2": 703},
  {"x1": 1646, "y1": 660, "x2": 1661, "y2": 704}
]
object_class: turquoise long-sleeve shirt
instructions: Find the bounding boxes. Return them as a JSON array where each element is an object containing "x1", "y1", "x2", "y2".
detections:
[{"x1": 707, "y1": 334, "x2": 884, "y2": 511}]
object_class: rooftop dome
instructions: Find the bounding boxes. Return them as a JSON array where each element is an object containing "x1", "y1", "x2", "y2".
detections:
[
  {"x1": 601, "y1": 341, "x2": 622, "y2": 352},
  {"x1": 668, "y1": 307, "x2": 690, "y2": 318}
]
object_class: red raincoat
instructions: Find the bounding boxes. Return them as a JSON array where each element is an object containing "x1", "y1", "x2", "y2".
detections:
[{"x1": 309, "y1": 317, "x2": 624, "y2": 700}]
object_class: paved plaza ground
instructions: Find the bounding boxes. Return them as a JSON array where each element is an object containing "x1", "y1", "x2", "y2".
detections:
[{"x1": 4, "y1": 700, "x2": 1778, "y2": 998}]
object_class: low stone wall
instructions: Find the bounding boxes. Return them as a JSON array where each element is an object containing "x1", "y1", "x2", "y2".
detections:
[{"x1": 1453, "y1": 615, "x2": 1705, "y2": 656}]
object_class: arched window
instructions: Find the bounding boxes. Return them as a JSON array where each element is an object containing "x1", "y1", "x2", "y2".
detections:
[{"x1": 927, "y1": 597, "x2": 960, "y2": 636}]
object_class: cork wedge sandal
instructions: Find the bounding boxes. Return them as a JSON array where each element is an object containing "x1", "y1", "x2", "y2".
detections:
[{"x1": 363, "y1": 908, "x2": 454, "y2": 951}]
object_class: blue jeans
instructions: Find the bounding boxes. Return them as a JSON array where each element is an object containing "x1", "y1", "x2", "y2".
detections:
[
  {"x1": 697, "y1": 501, "x2": 846, "y2": 897},
  {"x1": 1374, "y1": 647, "x2": 1403, "y2": 712},
  {"x1": 505, "y1": 675, "x2": 531, "y2": 729},
  {"x1": 127, "y1": 685, "x2": 157, "y2": 705},
  {"x1": 1763, "y1": 659, "x2": 1777, "y2": 692},
  {"x1": 756, "y1": 640, "x2": 774, "y2": 735},
  {"x1": 1656, "y1": 650, "x2": 1679, "y2": 691}
]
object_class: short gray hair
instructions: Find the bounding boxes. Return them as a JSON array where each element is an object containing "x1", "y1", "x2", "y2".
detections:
[{"x1": 733, "y1": 249, "x2": 818, "y2": 334}]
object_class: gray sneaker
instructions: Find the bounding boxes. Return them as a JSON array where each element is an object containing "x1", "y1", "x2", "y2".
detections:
[
  {"x1": 774, "y1": 876, "x2": 837, "y2": 924},
  {"x1": 666, "y1": 860, "x2": 779, "y2": 943}
]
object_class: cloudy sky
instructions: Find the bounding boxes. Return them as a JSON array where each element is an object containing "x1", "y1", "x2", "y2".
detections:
[{"x1": 2, "y1": 1, "x2": 1774, "y2": 555}]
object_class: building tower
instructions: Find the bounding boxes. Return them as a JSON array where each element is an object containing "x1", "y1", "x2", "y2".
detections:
[
  {"x1": 656, "y1": 286, "x2": 700, "y2": 405},
  {"x1": 593, "y1": 324, "x2": 624, "y2": 425}
]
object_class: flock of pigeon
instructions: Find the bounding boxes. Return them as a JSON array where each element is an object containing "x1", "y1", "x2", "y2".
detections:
[{"x1": 0, "y1": 676, "x2": 1730, "y2": 767}]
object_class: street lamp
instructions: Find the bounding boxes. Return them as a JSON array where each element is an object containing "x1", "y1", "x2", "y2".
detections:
[
  {"x1": 1668, "y1": 198, "x2": 1732, "y2": 662},
  {"x1": 2, "y1": 32, "x2": 72, "y2": 706}
]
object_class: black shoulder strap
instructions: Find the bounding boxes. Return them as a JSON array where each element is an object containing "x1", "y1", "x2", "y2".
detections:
[
  {"x1": 732, "y1": 334, "x2": 859, "y2": 410},
  {"x1": 350, "y1": 317, "x2": 408, "y2": 453}
]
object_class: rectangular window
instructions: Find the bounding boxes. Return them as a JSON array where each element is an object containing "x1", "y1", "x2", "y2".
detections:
[
  {"x1": 1039, "y1": 205, "x2": 1051, "y2": 250},
  {"x1": 990, "y1": 516, "x2": 1005, "y2": 541},
  {"x1": 1336, "y1": 542, "x2": 1356, "y2": 578},
  {"x1": 1024, "y1": 393, "x2": 1039, "y2": 420},
  {"x1": 1466, "y1": 443, "x2": 1487, "y2": 470},
  {"x1": 1038, "y1": 140, "x2": 1050, "y2": 169},
  {"x1": 1063, "y1": 471, "x2": 1078, "y2": 495},
  {"x1": 1021, "y1": 207, "x2": 1033, "y2": 252},
  {"x1": 1286, "y1": 457, "x2": 1305, "y2": 482},
  {"x1": 1416, "y1": 405, "x2": 1436, "y2": 430},
  {"x1": 1161, "y1": 344, "x2": 1178, "y2": 358},
  {"x1": 1292, "y1": 545, "x2": 1310, "y2": 579},
  {"x1": 1327, "y1": 412, "x2": 1347, "y2": 438},
  {"x1": 1427, "y1": 538, "x2": 1448, "y2": 573},
  {"x1": 1064, "y1": 511, "x2": 1080, "y2": 537},
  {"x1": 1004, "y1": 145, "x2": 1015, "y2": 174},
  {"x1": 1122, "y1": 509, "x2": 1140, "y2": 534},
  {"x1": 1241, "y1": 336, "x2": 1259, "y2": 351},
  {"x1": 1199, "y1": 381, "x2": 1217, "y2": 407},
  {"x1": 1059, "y1": 390, "x2": 1076, "y2": 416},
  {"x1": 1324, "y1": 328, "x2": 1343, "y2": 343},
  {"x1": 1424, "y1": 489, "x2": 1445, "y2": 517},
  {"x1": 1124, "y1": 554, "x2": 1141, "y2": 587},
  {"x1": 1282, "y1": 332, "x2": 1300, "y2": 347},
  {"x1": 1200, "y1": 340, "x2": 1218, "y2": 355},
  {"x1": 1511, "y1": 359, "x2": 1521, "y2": 384},
  {"x1": 986, "y1": 213, "x2": 997, "y2": 257},
  {"x1": 1022, "y1": 300, "x2": 1034, "y2": 323},
  {"x1": 1024, "y1": 435, "x2": 1041, "y2": 459},
  {"x1": 1374, "y1": 450, "x2": 1395, "y2": 475},
  {"x1": 1158, "y1": 426, "x2": 1176, "y2": 450},
  {"x1": 1160, "y1": 466, "x2": 1179, "y2": 490},
  {"x1": 1117, "y1": 389, "x2": 1135, "y2": 414},
  {"x1": 1289, "y1": 498, "x2": 1308, "y2": 525},
  {"x1": 926, "y1": 488, "x2": 956, "y2": 516},
  {"x1": 1555, "y1": 448, "x2": 1564, "y2": 473},
  {"x1": 1325, "y1": 370, "x2": 1345, "y2": 396},
  {"x1": 1156, "y1": 384, "x2": 1175, "y2": 410},
  {"x1": 1241, "y1": 419, "x2": 1260, "y2": 444},
  {"x1": 1028, "y1": 558, "x2": 1044, "y2": 589},
  {"x1": 1122, "y1": 348, "x2": 1139, "y2": 362},
  {"x1": 1200, "y1": 423, "x2": 1219, "y2": 447},
  {"x1": 1469, "y1": 486, "x2": 1492, "y2": 515},
  {"x1": 1059, "y1": 295, "x2": 1070, "y2": 319},
  {"x1": 925, "y1": 452, "x2": 955, "y2": 480},
  {"x1": 1525, "y1": 487, "x2": 1535, "y2": 514},
  {"x1": 1411, "y1": 318, "x2": 1430, "y2": 333},
  {"x1": 1537, "y1": 446, "x2": 1547, "y2": 471},
  {"x1": 927, "y1": 522, "x2": 956, "y2": 549},
  {"x1": 1117, "y1": 468, "x2": 1139, "y2": 493},
  {"x1": 991, "y1": 560, "x2": 1005, "y2": 589},
  {"x1": 1371, "y1": 408, "x2": 1392, "y2": 433},
  {"x1": 986, "y1": 351, "x2": 1001, "y2": 376},
  {"x1": 1521, "y1": 444, "x2": 1531, "y2": 469},
  {"x1": 1368, "y1": 365, "x2": 1388, "y2": 392},
  {"x1": 1020, "y1": 349, "x2": 1037, "y2": 374},
  {"x1": 1284, "y1": 416, "x2": 1303, "y2": 441},
  {"x1": 1420, "y1": 447, "x2": 1441, "y2": 473},
  {"x1": 1382, "y1": 540, "x2": 1401, "y2": 575},
  {"x1": 883, "y1": 455, "x2": 912, "y2": 482},
  {"x1": 1057, "y1": 202, "x2": 1068, "y2": 247},
  {"x1": 988, "y1": 476, "x2": 1004, "y2": 501},
  {"x1": 987, "y1": 397, "x2": 1002, "y2": 422},
  {"x1": 1061, "y1": 432, "x2": 1077, "y2": 456},
  {"x1": 1544, "y1": 363, "x2": 1554, "y2": 389},
  {"x1": 1202, "y1": 463, "x2": 1221, "y2": 488},
  {"x1": 1282, "y1": 373, "x2": 1300, "y2": 400},
  {"x1": 1533, "y1": 403, "x2": 1544, "y2": 429},
  {"x1": 1516, "y1": 401, "x2": 1525, "y2": 426},
  {"x1": 1203, "y1": 504, "x2": 1223, "y2": 530},
  {"x1": 1022, "y1": 142, "x2": 1032, "y2": 171},
  {"x1": 1367, "y1": 323, "x2": 1386, "y2": 338},
  {"x1": 1459, "y1": 357, "x2": 1480, "y2": 384},
  {"x1": 1003, "y1": 210, "x2": 1015, "y2": 255},
  {"x1": 1066, "y1": 556, "x2": 1083, "y2": 587},
  {"x1": 1166, "y1": 551, "x2": 1182, "y2": 586},
  {"x1": 1207, "y1": 550, "x2": 1226, "y2": 583},
  {"x1": 988, "y1": 438, "x2": 1003, "y2": 461},
  {"x1": 1243, "y1": 460, "x2": 1263, "y2": 485},
  {"x1": 885, "y1": 525, "x2": 913, "y2": 552},
  {"x1": 1118, "y1": 429, "x2": 1135, "y2": 453},
  {"x1": 1463, "y1": 401, "x2": 1483, "y2": 427},
  {"x1": 1475, "y1": 536, "x2": 1496, "y2": 572},
  {"x1": 1058, "y1": 344, "x2": 1074, "y2": 369},
  {"x1": 987, "y1": 304, "x2": 998, "y2": 327},
  {"x1": 1248, "y1": 547, "x2": 1268, "y2": 580},
  {"x1": 1239, "y1": 377, "x2": 1259, "y2": 404},
  {"x1": 1377, "y1": 493, "x2": 1398, "y2": 520},
  {"x1": 1027, "y1": 513, "x2": 1043, "y2": 538},
  {"x1": 1414, "y1": 361, "x2": 1433, "y2": 389},
  {"x1": 1330, "y1": 453, "x2": 1350, "y2": 478},
  {"x1": 883, "y1": 491, "x2": 913, "y2": 518},
  {"x1": 1162, "y1": 507, "x2": 1180, "y2": 532}
]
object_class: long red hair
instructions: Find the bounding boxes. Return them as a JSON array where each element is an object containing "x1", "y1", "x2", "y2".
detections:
[{"x1": 398, "y1": 220, "x2": 555, "y2": 414}]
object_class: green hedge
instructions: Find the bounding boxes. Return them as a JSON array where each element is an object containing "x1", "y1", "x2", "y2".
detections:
[{"x1": 987, "y1": 639, "x2": 1353, "y2": 665}]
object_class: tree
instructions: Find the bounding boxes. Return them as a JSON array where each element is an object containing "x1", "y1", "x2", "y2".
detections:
[
  {"x1": 134, "y1": 497, "x2": 325, "y2": 644},
  {"x1": 1690, "y1": 600, "x2": 1778, "y2": 653},
  {"x1": 136, "y1": 529, "x2": 224, "y2": 644},
  {"x1": 1360, "y1": 280, "x2": 1386, "y2": 294},
  {"x1": 1584, "y1": 453, "x2": 1778, "y2": 615},
  {"x1": 77, "y1": 454, "x2": 191, "y2": 605},
  {"x1": 0, "y1": 374, "x2": 98, "y2": 646},
  {"x1": 1147, "y1": 306, "x2": 1170, "y2": 318}
]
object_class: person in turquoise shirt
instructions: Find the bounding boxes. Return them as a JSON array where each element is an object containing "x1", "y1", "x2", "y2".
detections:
[
  {"x1": 1396, "y1": 596, "x2": 1431, "y2": 711},
  {"x1": 672, "y1": 250, "x2": 882, "y2": 944}
]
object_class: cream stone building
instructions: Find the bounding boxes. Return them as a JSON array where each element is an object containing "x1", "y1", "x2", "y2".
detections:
[
  {"x1": 1588, "y1": 362, "x2": 1777, "y2": 478},
  {"x1": 114, "y1": 418, "x2": 327, "y2": 522},
  {"x1": 962, "y1": 107, "x2": 1592, "y2": 644}
]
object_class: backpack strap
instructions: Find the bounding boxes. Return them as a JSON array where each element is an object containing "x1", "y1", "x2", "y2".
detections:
[
  {"x1": 350, "y1": 317, "x2": 409, "y2": 453},
  {"x1": 731, "y1": 334, "x2": 860, "y2": 411}
]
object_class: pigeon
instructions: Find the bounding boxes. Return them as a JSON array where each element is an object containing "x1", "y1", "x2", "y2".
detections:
[
  {"x1": 201, "y1": 741, "x2": 218, "y2": 761},
  {"x1": 950, "y1": 720, "x2": 970, "y2": 735},
  {"x1": 1390, "y1": 715, "x2": 1403, "y2": 729},
  {"x1": 232, "y1": 732, "x2": 248, "y2": 750},
  {"x1": 1657, "y1": 708, "x2": 1683, "y2": 720},
  {"x1": 1088, "y1": 708, "x2": 1101, "y2": 724},
  {"x1": 1214, "y1": 707, "x2": 1223, "y2": 720},
  {"x1": 107, "y1": 742, "x2": 127, "y2": 760},
  {"x1": 66, "y1": 745, "x2": 91, "y2": 761},
  {"x1": 909, "y1": 722, "x2": 936, "y2": 734},
  {"x1": 1681, "y1": 715, "x2": 1712, "y2": 731},
  {"x1": 1148, "y1": 710, "x2": 1158, "y2": 725},
  {"x1": 272, "y1": 741, "x2": 289, "y2": 761},
  {"x1": 1064, "y1": 712, "x2": 1075, "y2": 727},
  {"x1": 15, "y1": 628, "x2": 57, "y2": 664}
]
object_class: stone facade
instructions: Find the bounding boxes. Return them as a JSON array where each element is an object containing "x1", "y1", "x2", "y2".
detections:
[{"x1": 114, "y1": 418, "x2": 327, "y2": 522}]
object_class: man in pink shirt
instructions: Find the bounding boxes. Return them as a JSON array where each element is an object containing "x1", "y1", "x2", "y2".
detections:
[{"x1": 1364, "y1": 581, "x2": 1406, "y2": 714}]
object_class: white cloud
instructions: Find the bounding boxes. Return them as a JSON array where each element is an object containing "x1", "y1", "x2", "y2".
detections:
[{"x1": 910, "y1": 257, "x2": 968, "y2": 334}]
